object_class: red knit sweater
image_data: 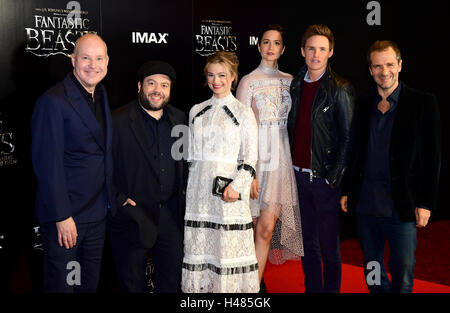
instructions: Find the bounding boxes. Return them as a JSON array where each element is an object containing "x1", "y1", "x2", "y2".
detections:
[{"x1": 292, "y1": 79, "x2": 322, "y2": 168}]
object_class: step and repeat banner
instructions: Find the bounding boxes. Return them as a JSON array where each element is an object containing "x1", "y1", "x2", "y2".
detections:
[{"x1": 0, "y1": 0, "x2": 448, "y2": 292}]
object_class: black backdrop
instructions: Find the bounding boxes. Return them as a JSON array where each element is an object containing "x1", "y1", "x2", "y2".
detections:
[{"x1": 0, "y1": 0, "x2": 448, "y2": 293}]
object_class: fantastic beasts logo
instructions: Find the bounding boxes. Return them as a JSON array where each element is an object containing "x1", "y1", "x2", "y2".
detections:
[
  {"x1": 195, "y1": 19, "x2": 237, "y2": 56},
  {"x1": 25, "y1": 1, "x2": 92, "y2": 58},
  {"x1": 0, "y1": 114, "x2": 17, "y2": 168}
]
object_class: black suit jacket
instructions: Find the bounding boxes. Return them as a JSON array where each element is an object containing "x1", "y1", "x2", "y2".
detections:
[
  {"x1": 343, "y1": 83, "x2": 441, "y2": 222},
  {"x1": 31, "y1": 74, "x2": 115, "y2": 225},
  {"x1": 110, "y1": 100, "x2": 187, "y2": 248}
]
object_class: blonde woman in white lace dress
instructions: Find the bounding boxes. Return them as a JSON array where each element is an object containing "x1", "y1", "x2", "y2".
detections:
[
  {"x1": 236, "y1": 24, "x2": 304, "y2": 285},
  {"x1": 181, "y1": 51, "x2": 259, "y2": 293}
]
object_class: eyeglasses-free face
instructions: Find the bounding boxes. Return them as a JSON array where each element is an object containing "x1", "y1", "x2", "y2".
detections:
[{"x1": 206, "y1": 62, "x2": 235, "y2": 99}]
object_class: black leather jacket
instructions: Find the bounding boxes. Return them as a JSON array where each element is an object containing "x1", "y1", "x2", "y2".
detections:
[{"x1": 287, "y1": 65, "x2": 355, "y2": 188}]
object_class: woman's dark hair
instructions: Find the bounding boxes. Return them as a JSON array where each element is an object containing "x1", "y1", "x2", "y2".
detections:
[{"x1": 257, "y1": 24, "x2": 287, "y2": 47}]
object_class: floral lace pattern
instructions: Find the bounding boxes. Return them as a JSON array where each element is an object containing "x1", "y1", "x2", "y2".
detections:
[
  {"x1": 236, "y1": 63, "x2": 304, "y2": 264},
  {"x1": 182, "y1": 93, "x2": 259, "y2": 293}
]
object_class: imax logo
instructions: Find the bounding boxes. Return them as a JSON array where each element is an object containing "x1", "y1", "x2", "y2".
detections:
[
  {"x1": 249, "y1": 36, "x2": 258, "y2": 46},
  {"x1": 132, "y1": 32, "x2": 168, "y2": 44}
]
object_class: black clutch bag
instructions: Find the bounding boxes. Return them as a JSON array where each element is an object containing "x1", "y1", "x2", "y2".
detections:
[{"x1": 212, "y1": 176, "x2": 241, "y2": 200}]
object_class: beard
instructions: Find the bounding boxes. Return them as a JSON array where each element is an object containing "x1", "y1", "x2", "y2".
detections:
[{"x1": 138, "y1": 90, "x2": 170, "y2": 111}]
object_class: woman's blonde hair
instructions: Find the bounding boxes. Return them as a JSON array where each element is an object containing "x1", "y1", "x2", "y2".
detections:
[{"x1": 203, "y1": 50, "x2": 239, "y2": 89}]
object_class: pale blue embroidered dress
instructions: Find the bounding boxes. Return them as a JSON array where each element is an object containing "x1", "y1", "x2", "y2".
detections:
[{"x1": 236, "y1": 63, "x2": 304, "y2": 264}]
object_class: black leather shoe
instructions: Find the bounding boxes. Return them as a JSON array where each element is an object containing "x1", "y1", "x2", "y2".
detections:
[{"x1": 259, "y1": 277, "x2": 267, "y2": 293}]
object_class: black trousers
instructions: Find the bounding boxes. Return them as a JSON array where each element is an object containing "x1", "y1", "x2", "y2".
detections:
[
  {"x1": 40, "y1": 219, "x2": 106, "y2": 293},
  {"x1": 107, "y1": 202, "x2": 183, "y2": 293},
  {"x1": 294, "y1": 170, "x2": 342, "y2": 293}
]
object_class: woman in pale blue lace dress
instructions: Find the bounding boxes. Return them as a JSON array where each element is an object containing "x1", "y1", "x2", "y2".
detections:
[{"x1": 236, "y1": 24, "x2": 304, "y2": 284}]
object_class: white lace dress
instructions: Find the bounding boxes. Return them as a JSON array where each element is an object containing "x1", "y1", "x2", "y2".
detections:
[
  {"x1": 181, "y1": 93, "x2": 259, "y2": 293},
  {"x1": 236, "y1": 63, "x2": 304, "y2": 264}
]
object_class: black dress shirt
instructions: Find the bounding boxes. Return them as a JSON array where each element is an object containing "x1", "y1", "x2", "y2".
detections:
[
  {"x1": 70, "y1": 72, "x2": 105, "y2": 138},
  {"x1": 356, "y1": 83, "x2": 402, "y2": 217},
  {"x1": 138, "y1": 104, "x2": 176, "y2": 202}
]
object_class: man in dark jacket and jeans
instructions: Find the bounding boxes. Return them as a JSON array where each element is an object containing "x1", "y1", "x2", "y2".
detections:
[
  {"x1": 340, "y1": 40, "x2": 441, "y2": 293},
  {"x1": 287, "y1": 24, "x2": 355, "y2": 293}
]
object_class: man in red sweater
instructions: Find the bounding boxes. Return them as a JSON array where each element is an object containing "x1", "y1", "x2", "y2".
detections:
[{"x1": 287, "y1": 24, "x2": 355, "y2": 293}]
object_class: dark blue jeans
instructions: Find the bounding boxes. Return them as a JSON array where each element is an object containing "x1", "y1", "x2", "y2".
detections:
[
  {"x1": 294, "y1": 170, "x2": 342, "y2": 293},
  {"x1": 357, "y1": 211, "x2": 417, "y2": 293}
]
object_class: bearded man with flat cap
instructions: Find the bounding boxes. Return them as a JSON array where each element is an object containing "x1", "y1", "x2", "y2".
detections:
[{"x1": 107, "y1": 60, "x2": 187, "y2": 293}]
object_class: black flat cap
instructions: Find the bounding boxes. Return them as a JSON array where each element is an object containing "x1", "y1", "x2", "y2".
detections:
[{"x1": 138, "y1": 60, "x2": 176, "y2": 82}]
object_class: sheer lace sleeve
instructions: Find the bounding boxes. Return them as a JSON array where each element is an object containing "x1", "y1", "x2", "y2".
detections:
[
  {"x1": 236, "y1": 75, "x2": 252, "y2": 107},
  {"x1": 236, "y1": 73, "x2": 260, "y2": 124},
  {"x1": 229, "y1": 106, "x2": 258, "y2": 194}
]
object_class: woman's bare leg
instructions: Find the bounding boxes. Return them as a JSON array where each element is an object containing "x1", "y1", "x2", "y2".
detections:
[{"x1": 254, "y1": 209, "x2": 277, "y2": 283}]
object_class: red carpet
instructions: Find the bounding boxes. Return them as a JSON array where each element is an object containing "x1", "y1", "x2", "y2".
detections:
[
  {"x1": 264, "y1": 261, "x2": 450, "y2": 293},
  {"x1": 263, "y1": 219, "x2": 450, "y2": 293}
]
